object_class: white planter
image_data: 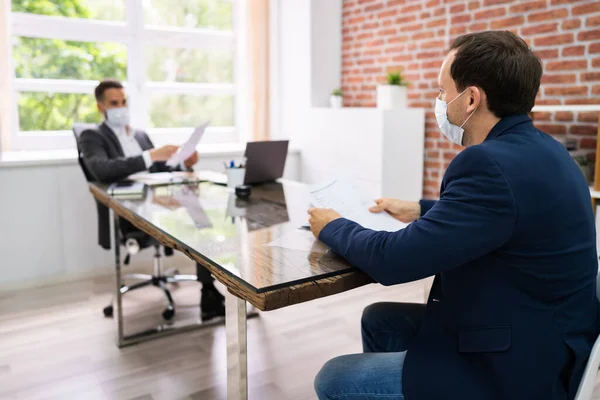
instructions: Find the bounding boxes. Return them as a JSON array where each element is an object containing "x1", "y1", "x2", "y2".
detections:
[
  {"x1": 376, "y1": 85, "x2": 408, "y2": 109},
  {"x1": 330, "y1": 95, "x2": 343, "y2": 108}
]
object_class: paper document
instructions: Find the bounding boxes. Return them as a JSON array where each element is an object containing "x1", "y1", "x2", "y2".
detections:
[
  {"x1": 309, "y1": 178, "x2": 407, "y2": 232},
  {"x1": 266, "y1": 229, "x2": 329, "y2": 254},
  {"x1": 128, "y1": 171, "x2": 199, "y2": 186},
  {"x1": 166, "y1": 122, "x2": 209, "y2": 167}
]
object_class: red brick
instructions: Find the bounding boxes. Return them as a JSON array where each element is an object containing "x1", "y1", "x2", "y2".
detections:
[
  {"x1": 368, "y1": 39, "x2": 385, "y2": 47},
  {"x1": 357, "y1": 58, "x2": 375, "y2": 65},
  {"x1": 362, "y1": 22, "x2": 379, "y2": 30},
  {"x1": 571, "y1": 125, "x2": 598, "y2": 135},
  {"x1": 580, "y1": 138, "x2": 597, "y2": 149},
  {"x1": 566, "y1": 98, "x2": 600, "y2": 105},
  {"x1": 392, "y1": 54, "x2": 414, "y2": 62},
  {"x1": 541, "y1": 74, "x2": 577, "y2": 84},
  {"x1": 562, "y1": 46, "x2": 585, "y2": 57},
  {"x1": 544, "y1": 86, "x2": 588, "y2": 96},
  {"x1": 451, "y1": 14, "x2": 471, "y2": 24},
  {"x1": 572, "y1": 3, "x2": 600, "y2": 16},
  {"x1": 594, "y1": 57, "x2": 600, "y2": 68},
  {"x1": 420, "y1": 11, "x2": 431, "y2": 19},
  {"x1": 395, "y1": 15, "x2": 417, "y2": 24},
  {"x1": 534, "y1": 123, "x2": 567, "y2": 135},
  {"x1": 579, "y1": 112, "x2": 599, "y2": 123},
  {"x1": 421, "y1": 39, "x2": 445, "y2": 50},
  {"x1": 421, "y1": 60, "x2": 443, "y2": 69},
  {"x1": 413, "y1": 31, "x2": 435, "y2": 40},
  {"x1": 424, "y1": 70, "x2": 440, "y2": 79},
  {"x1": 578, "y1": 30, "x2": 600, "y2": 41},
  {"x1": 438, "y1": 141, "x2": 450, "y2": 149},
  {"x1": 379, "y1": 28, "x2": 397, "y2": 36},
  {"x1": 450, "y1": 3, "x2": 466, "y2": 13},
  {"x1": 433, "y1": 7, "x2": 445, "y2": 16},
  {"x1": 533, "y1": 99, "x2": 561, "y2": 106},
  {"x1": 450, "y1": 26, "x2": 468, "y2": 35},
  {"x1": 424, "y1": 179, "x2": 440, "y2": 189},
  {"x1": 388, "y1": 0, "x2": 406, "y2": 5},
  {"x1": 521, "y1": 23, "x2": 558, "y2": 36},
  {"x1": 361, "y1": 66, "x2": 382, "y2": 74},
  {"x1": 555, "y1": 112, "x2": 574, "y2": 121},
  {"x1": 588, "y1": 15, "x2": 600, "y2": 27},
  {"x1": 364, "y1": 47, "x2": 381, "y2": 56},
  {"x1": 551, "y1": 0, "x2": 587, "y2": 4},
  {"x1": 357, "y1": 32, "x2": 374, "y2": 40},
  {"x1": 534, "y1": 49, "x2": 559, "y2": 59},
  {"x1": 443, "y1": 151, "x2": 458, "y2": 160},
  {"x1": 388, "y1": 35, "x2": 409, "y2": 44},
  {"x1": 400, "y1": 3, "x2": 422, "y2": 13},
  {"x1": 426, "y1": 18, "x2": 446, "y2": 28},
  {"x1": 348, "y1": 16, "x2": 365, "y2": 24},
  {"x1": 365, "y1": 3, "x2": 384, "y2": 12},
  {"x1": 378, "y1": 9, "x2": 397, "y2": 19},
  {"x1": 562, "y1": 19, "x2": 582, "y2": 30},
  {"x1": 591, "y1": 43, "x2": 600, "y2": 53},
  {"x1": 469, "y1": 22, "x2": 488, "y2": 31},
  {"x1": 528, "y1": 9, "x2": 568, "y2": 23},
  {"x1": 545, "y1": 60, "x2": 587, "y2": 71},
  {"x1": 533, "y1": 33, "x2": 573, "y2": 47},
  {"x1": 385, "y1": 45, "x2": 405, "y2": 54},
  {"x1": 483, "y1": 0, "x2": 513, "y2": 5},
  {"x1": 426, "y1": 0, "x2": 441, "y2": 6},
  {"x1": 468, "y1": 0, "x2": 481, "y2": 10},
  {"x1": 509, "y1": 0, "x2": 547, "y2": 13},
  {"x1": 491, "y1": 16, "x2": 524, "y2": 29},
  {"x1": 401, "y1": 23, "x2": 424, "y2": 31},
  {"x1": 533, "y1": 112, "x2": 552, "y2": 121}
]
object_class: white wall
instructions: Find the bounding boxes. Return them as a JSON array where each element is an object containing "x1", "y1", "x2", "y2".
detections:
[{"x1": 0, "y1": 151, "x2": 300, "y2": 288}]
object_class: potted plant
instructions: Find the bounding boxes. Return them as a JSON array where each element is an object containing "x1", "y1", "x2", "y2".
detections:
[
  {"x1": 377, "y1": 70, "x2": 409, "y2": 109},
  {"x1": 330, "y1": 88, "x2": 343, "y2": 108}
]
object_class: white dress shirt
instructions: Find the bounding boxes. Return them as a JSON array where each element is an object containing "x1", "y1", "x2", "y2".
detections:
[{"x1": 105, "y1": 121, "x2": 154, "y2": 169}]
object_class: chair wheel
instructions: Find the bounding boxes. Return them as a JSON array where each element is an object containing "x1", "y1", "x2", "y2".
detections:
[
  {"x1": 162, "y1": 306, "x2": 175, "y2": 320},
  {"x1": 103, "y1": 305, "x2": 114, "y2": 317}
]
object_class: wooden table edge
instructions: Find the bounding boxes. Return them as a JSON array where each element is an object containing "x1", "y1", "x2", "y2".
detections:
[{"x1": 89, "y1": 184, "x2": 374, "y2": 311}]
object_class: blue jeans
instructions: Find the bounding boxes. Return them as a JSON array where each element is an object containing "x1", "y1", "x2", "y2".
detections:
[{"x1": 314, "y1": 302, "x2": 426, "y2": 400}]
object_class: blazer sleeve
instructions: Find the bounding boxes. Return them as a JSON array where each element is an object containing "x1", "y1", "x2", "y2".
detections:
[
  {"x1": 419, "y1": 199, "x2": 437, "y2": 216},
  {"x1": 318, "y1": 145, "x2": 517, "y2": 286},
  {"x1": 79, "y1": 129, "x2": 147, "y2": 183}
]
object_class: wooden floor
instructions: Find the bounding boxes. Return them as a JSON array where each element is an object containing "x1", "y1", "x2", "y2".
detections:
[{"x1": 0, "y1": 262, "x2": 599, "y2": 400}]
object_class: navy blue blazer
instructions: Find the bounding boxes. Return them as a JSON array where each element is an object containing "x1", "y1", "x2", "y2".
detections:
[{"x1": 319, "y1": 114, "x2": 600, "y2": 400}]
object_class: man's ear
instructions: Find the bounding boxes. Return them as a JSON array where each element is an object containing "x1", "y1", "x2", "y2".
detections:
[{"x1": 468, "y1": 87, "x2": 481, "y2": 112}]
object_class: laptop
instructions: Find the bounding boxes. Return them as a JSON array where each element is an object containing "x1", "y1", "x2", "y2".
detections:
[{"x1": 198, "y1": 140, "x2": 289, "y2": 186}]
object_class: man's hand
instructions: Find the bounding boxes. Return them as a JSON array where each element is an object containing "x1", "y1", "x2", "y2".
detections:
[
  {"x1": 149, "y1": 145, "x2": 179, "y2": 162},
  {"x1": 369, "y1": 198, "x2": 421, "y2": 223},
  {"x1": 308, "y1": 208, "x2": 342, "y2": 238},
  {"x1": 184, "y1": 151, "x2": 199, "y2": 169}
]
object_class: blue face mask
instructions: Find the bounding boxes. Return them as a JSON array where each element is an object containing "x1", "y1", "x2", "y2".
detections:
[{"x1": 434, "y1": 88, "x2": 476, "y2": 146}]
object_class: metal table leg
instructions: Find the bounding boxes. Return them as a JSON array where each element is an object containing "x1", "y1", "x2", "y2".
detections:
[
  {"x1": 112, "y1": 210, "x2": 125, "y2": 347},
  {"x1": 226, "y1": 290, "x2": 248, "y2": 400}
]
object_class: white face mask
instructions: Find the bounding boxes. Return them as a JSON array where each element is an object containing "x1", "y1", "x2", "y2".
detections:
[
  {"x1": 434, "y1": 88, "x2": 476, "y2": 146},
  {"x1": 105, "y1": 107, "x2": 130, "y2": 128}
]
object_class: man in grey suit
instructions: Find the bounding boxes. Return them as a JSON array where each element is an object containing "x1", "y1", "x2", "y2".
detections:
[{"x1": 79, "y1": 79, "x2": 225, "y2": 320}]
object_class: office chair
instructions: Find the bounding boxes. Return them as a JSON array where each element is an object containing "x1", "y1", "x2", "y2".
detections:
[
  {"x1": 574, "y1": 268, "x2": 600, "y2": 400},
  {"x1": 72, "y1": 123, "x2": 198, "y2": 320}
]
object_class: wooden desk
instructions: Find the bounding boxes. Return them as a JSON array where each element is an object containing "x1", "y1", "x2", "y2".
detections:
[{"x1": 89, "y1": 180, "x2": 372, "y2": 400}]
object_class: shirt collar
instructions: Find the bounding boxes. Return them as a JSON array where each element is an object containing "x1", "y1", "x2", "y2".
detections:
[
  {"x1": 484, "y1": 114, "x2": 532, "y2": 142},
  {"x1": 104, "y1": 120, "x2": 128, "y2": 137}
]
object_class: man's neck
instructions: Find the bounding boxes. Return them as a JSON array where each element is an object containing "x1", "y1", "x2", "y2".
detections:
[
  {"x1": 464, "y1": 114, "x2": 501, "y2": 146},
  {"x1": 104, "y1": 120, "x2": 129, "y2": 135}
]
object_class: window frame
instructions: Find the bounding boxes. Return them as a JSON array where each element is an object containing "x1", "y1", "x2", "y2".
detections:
[{"x1": 8, "y1": 0, "x2": 241, "y2": 151}]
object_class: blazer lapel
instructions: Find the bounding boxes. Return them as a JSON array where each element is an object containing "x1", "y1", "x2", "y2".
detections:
[{"x1": 99, "y1": 122, "x2": 125, "y2": 157}]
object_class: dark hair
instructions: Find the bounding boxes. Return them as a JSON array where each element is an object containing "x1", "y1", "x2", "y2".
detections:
[
  {"x1": 449, "y1": 31, "x2": 542, "y2": 118},
  {"x1": 94, "y1": 79, "x2": 123, "y2": 102}
]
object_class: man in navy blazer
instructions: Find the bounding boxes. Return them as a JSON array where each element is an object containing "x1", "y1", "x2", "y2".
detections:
[{"x1": 309, "y1": 31, "x2": 600, "y2": 400}]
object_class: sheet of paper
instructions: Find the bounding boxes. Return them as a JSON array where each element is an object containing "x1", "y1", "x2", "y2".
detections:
[
  {"x1": 166, "y1": 122, "x2": 209, "y2": 167},
  {"x1": 128, "y1": 171, "x2": 198, "y2": 186},
  {"x1": 266, "y1": 229, "x2": 329, "y2": 254},
  {"x1": 172, "y1": 189, "x2": 213, "y2": 229},
  {"x1": 309, "y1": 178, "x2": 407, "y2": 232}
]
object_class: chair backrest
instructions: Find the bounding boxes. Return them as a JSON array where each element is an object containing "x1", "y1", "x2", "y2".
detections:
[
  {"x1": 574, "y1": 268, "x2": 600, "y2": 400},
  {"x1": 72, "y1": 123, "x2": 98, "y2": 182}
]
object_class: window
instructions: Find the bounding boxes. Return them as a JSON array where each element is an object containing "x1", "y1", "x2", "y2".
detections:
[{"x1": 8, "y1": 0, "x2": 238, "y2": 150}]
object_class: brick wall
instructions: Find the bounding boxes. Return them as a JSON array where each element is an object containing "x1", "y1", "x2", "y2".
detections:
[{"x1": 341, "y1": 0, "x2": 600, "y2": 199}]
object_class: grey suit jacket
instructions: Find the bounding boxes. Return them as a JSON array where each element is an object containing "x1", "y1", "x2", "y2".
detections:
[{"x1": 79, "y1": 122, "x2": 181, "y2": 248}]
